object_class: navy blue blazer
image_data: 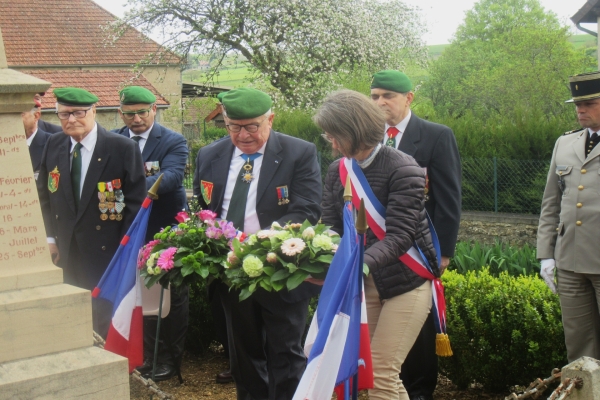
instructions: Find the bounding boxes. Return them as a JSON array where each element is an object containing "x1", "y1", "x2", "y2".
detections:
[
  {"x1": 29, "y1": 128, "x2": 51, "y2": 174},
  {"x1": 399, "y1": 114, "x2": 462, "y2": 257},
  {"x1": 114, "y1": 123, "x2": 188, "y2": 241},
  {"x1": 37, "y1": 119, "x2": 62, "y2": 134},
  {"x1": 193, "y1": 131, "x2": 322, "y2": 301}
]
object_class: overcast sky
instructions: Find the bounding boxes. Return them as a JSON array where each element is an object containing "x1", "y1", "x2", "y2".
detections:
[{"x1": 92, "y1": 0, "x2": 590, "y2": 45}]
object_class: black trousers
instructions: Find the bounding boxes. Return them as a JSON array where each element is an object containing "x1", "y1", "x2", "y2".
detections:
[
  {"x1": 400, "y1": 310, "x2": 438, "y2": 398},
  {"x1": 219, "y1": 285, "x2": 309, "y2": 400},
  {"x1": 143, "y1": 285, "x2": 190, "y2": 367}
]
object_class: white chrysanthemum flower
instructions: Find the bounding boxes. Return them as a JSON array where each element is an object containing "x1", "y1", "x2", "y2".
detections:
[
  {"x1": 312, "y1": 234, "x2": 333, "y2": 250},
  {"x1": 242, "y1": 256, "x2": 264, "y2": 278},
  {"x1": 281, "y1": 238, "x2": 306, "y2": 256}
]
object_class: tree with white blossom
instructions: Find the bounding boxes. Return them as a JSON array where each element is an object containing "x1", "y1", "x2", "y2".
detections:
[{"x1": 116, "y1": 0, "x2": 427, "y2": 108}]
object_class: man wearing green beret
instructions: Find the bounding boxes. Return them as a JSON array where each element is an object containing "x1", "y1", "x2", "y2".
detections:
[
  {"x1": 36, "y1": 87, "x2": 147, "y2": 339},
  {"x1": 193, "y1": 87, "x2": 322, "y2": 399},
  {"x1": 371, "y1": 70, "x2": 462, "y2": 400},
  {"x1": 113, "y1": 86, "x2": 189, "y2": 381}
]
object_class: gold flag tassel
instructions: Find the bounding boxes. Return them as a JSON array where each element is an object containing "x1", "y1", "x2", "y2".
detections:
[{"x1": 436, "y1": 333, "x2": 453, "y2": 357}]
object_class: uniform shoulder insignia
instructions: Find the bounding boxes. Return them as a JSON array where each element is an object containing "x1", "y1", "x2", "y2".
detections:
[{"x1": 563, "y1": 128, "x2": 584, "y2": 136}]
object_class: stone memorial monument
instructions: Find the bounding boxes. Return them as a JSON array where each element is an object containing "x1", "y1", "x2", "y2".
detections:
[{"x1": 0, "y1": 28, "x2": 129, "y2": 399}]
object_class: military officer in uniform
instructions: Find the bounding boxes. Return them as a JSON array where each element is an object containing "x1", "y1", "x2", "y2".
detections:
[
  {"x1": 114, "y1": 86, "x2": 190, "y2": 381},
  {"x1": 370, "y1": 70, "x2": 462, "y2": 400},
  {"x1": 37, "y1": 87, "x2": 146, "y2": 338},
  {"x1": 193, "y1": 87, "x2": 322, "y2": 400},
  {"x1": 538, "y1": 71, "x2": 600, "y2": 362}
]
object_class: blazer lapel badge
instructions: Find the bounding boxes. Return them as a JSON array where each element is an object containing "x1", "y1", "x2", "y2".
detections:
[
  {"x1": 48, "y1": 166, "x2": 60, "y2": 193},
  {"x1": 201, "y1": 180, "x2": 214, "y2": 205}
]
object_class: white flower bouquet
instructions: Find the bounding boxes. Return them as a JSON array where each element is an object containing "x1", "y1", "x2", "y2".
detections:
[{"x1": 224, "y1": 220, "x2": 340, "y2": 300}]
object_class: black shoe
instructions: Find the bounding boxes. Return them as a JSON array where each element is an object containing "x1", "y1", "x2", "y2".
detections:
[
  {"x1": 216, "y1": 369, "x2": 234, "y2": 384},
  {"x1": 134, "y1": 361, "x2": 153, "y2": 375},
  {"x1": 142, "y1": 364, "x2": 177, "y2": 382}
]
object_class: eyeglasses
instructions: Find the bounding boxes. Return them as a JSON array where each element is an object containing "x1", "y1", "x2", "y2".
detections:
[
  {"x1": 56, "y1": 107, "x2": 92, "y2": 120},
  {"x1": 226, "y1": 117, "x2": 268, "y2": 133},
  {"x1": 120, "y1": 108, "x2": 152, "y2": 120}
]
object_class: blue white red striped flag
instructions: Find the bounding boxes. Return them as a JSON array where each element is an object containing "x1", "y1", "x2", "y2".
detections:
[
  {"x1": 92, "y1": 196, "x2": 153, "y2": 372},
  {"x1": 293, "y1": 202, "x2": 373, "y2": 400}
]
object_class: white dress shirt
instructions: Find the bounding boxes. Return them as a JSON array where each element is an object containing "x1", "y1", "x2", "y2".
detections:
[
  {"x1": 384, "y1": 110, "x2": 412, "y2": 149},
  {"x1": 220, "y1": 143, "x2": 268, "y2": 234},
  {"x1": 26, "y1": 129, "x2": 38, "y2": 147},
  {"x1": 129, "y1": 123, "x2": 153, "y2": 153}
]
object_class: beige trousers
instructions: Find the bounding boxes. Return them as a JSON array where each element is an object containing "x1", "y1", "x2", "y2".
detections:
[
  {"x1": 365, "y1": 275, "x2": 432, "y2": 400},
  {"x1": 557, "y1": 268, "x2": 600, "y2": 362}
]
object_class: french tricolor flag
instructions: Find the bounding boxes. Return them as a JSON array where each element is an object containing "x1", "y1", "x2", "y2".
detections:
[
  {"x1": 92, "y1": 195, "x2": 154, "y2": 372},
  {"x1": 293, "y1": 202, "x2": 373, "y2": 400}
]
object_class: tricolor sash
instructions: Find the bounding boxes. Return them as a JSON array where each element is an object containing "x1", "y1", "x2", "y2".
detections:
[{"x1": 339, "y1": 157, "x2": 452, "y2": 356}]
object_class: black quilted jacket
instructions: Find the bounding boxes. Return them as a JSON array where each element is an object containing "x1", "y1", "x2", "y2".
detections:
[{"x1": 322, "y1": 146, "x2": 439, "y2": 300}]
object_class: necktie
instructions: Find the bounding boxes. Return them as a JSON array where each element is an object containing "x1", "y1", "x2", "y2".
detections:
[
  {"x1": 225, "y1": 153, "x2": 262, "y2": 232},
  {"x1": 587, "y1": 132, "x2": 599, "y2": 156},
  {"x1": 132, "y1": 136, "x2": 142, "y2": 143},
  {"x1": 71, "y1": 142, "x2": 83, "y2": 209},
  {"x1": 386, "y1": 127, "x2": 400, "y2": 147}
]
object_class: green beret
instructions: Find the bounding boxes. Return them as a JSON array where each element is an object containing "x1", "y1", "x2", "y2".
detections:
[
  {"x1": 119, "y1": 86, "x2": 156, "y2": 105},
  {"x1": 371, "y1": 70, "x2": 413, "y2": 93},
  {"x1": 216, "y1": 92, "x2": 227, "y2": 102},
  {"x1": 221, "y1": 88, "x2": 272, "y2": 120},
  {"x1": 54, "y1": 87, "x2": 99, "y2": 106}
]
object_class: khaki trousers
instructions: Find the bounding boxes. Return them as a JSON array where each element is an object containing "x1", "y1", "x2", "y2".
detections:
[
  {"x1": 365, "y1": 275, "x2": 432, "y2": 400},
  {"x1": 557, "y1": 268, "x2": 600, "y2": 362}
]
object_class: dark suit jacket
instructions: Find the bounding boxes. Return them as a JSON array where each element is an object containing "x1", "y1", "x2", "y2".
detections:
[
  {"x1": 114, "y1": 123, "x2": 188, "y2": 241},
  {"x1": 399, "y1": 114, "x2": 462, "y2": 257},
  {"x1": 36, "y1": 125, "x2": 147, "y2": 290},
  {"x1": 37, "y1": 119, "x2": 62, "y2": 134},
  {"x1": 193, "y1": 131, "x2": 322, "y2": 301},
  {"x1": 29, "y1": 128, "x2": 51, "y2": 174}
]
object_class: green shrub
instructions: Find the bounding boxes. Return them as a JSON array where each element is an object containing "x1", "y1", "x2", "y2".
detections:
[
  {"x1": 185, "y1": 280, "x2": 217, "y2": 355},
  {"x1": 450, "y1": 241, "x2": 540, "y2": 277},
  {"x1": 441, "y1": 269, "x2": 566, "y2": 392}
]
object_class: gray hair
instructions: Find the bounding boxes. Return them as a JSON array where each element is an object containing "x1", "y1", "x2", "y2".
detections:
[{"x1": 313, "y1": 89, "x2": 385, "y2": 157}]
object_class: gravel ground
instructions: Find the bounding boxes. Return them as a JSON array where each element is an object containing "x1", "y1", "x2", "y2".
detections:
[{"x1": 130, "y1": 350, "x2": 509, "y2": 400}]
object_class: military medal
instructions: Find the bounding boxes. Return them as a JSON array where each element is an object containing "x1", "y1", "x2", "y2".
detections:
[
  {"x1": 145, "y1": 162, "x2": 153, "y2": 177},
  {"x1": 201, "y1": 180, "x2": 214, "y2": 205},
  {"x1": 107, "y1": 201, "x2": 116, "y2": 220},
  {"x1": 105, "y1": 181, "x2": 116, "y2": 202},
  {"x1": 241, "y1": 157, "x2": 254, "y2": 183},
  {"x1": 276, "y1": 186, "x2": 290, "y2": 205},
  {"x1": 99, "y1": 202, "x2": 109, "y2": 220},
  {"x1": 48, "y1": 166, "x2": 60, "y2": 193},
  {"x1": 115, "y1": 202, "x2": 125, "y2": 221},
  {"x1": 386, "y1": 127, "x2": 400, "y2": 148},
  {"x1": 152, "y1": 161, "x2": 160, "y2": 174},
  {"x1": 112, "y1": 179, "x2": 124, "y2": 202}
]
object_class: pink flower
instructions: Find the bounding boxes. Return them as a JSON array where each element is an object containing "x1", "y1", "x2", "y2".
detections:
[
  {"x1": 222, "y1": 222, "x2": 238, "y2": 239},
  {"x1": 206, "y1": 226, "x2": 223, "y2": 239},
  {"x1": 137, "y1": 239, "x2": 162, "y2": 269},
  {"x1": 175, "y1": 211, "x2": 190, "y2": 223},
  {"x1": 157, "y1": 247, "x2": 177, "y2": 271},
  {"x1": 197, "y1": 209, "x2": 217, "y2": 222}
]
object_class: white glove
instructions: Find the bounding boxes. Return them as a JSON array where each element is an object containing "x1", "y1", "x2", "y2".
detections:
[{"x1": 540, "y1": 259, "x2": 556, "y2": 294}]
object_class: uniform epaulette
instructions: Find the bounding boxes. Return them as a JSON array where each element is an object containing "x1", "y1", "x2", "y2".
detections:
[{"x1": 563, "y1": 128, "x2": 585, "y2": 136}]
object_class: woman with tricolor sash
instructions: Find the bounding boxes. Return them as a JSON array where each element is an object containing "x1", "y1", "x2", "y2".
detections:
[{"x1": 315, "y1": 90, "x2": 440, "y2": 400}]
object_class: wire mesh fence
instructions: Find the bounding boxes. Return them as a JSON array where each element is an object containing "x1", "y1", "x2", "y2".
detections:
[{"x1": 183, "y1": 131, "x2": 551, "y2": 215}]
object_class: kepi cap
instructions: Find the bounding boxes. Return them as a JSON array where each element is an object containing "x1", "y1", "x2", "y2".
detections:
[
  {"x1": 567, "y1": 71, "x2": 600, "y2": 103},
  {"x1": 371, "y1": 70, "x2": 413, "y2": 93},
  {"x1": 221, "y1": 87, "x2": 272, "y2": 120},
  {"x1": 119, "y1": 86, "x2": 156, "y2": 105},
  {"x1": 54, "y1": 87, "x2": 99, "y2": 106}
]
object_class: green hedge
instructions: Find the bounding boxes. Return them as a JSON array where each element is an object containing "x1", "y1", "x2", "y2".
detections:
[{"x1": 441, "y1": 269, "x2": 566, "y2": 392}]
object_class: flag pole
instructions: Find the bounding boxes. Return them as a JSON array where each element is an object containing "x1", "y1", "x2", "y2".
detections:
[
  {"x1": 343, "y1": 176, "x2": 353, "y2": 400},
  {"x1": 353, "y1": 199, "x2": 368, "y2": 400},
  {"x1": 147, "y1": 174, "x2": 165, "y2": 383}
]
